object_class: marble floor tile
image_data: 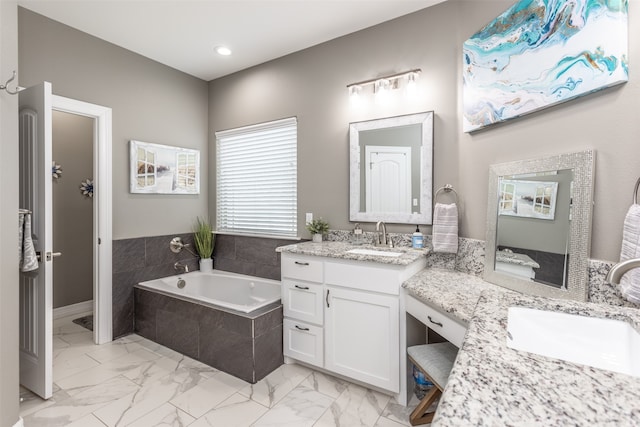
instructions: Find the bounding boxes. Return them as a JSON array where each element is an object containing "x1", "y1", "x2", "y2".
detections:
[
  {"x1": 170, "y1": 371, "x2": 249, "y2": 418},
  {"x1": 300, "y1": 370, "x2": 349, "y2": 399},
  {"x1": 126, "y1": 402, "x2": 195, "y2": 427},
  {"x1": 189, "y1": 393, "x2": 269, "y2": 427},
  {"x1": 53, "y1": 353, "x2": 101, "y2": 382},
  {"x1": 251, "y1": 384, "x2": 334, "y2": 427},
  {"x1": 65, "y1": 413, "x2": 110, "y2": 427},
  {"x1": 85, "y1": 339, "x2": 149, "y2": 364},
  {"x1": 238, "y1": 363, "x2": 312, "y2": 408},
  {"x1": 375, "y1": 416, "x2": 416, "y2": 427},
  {"x1": 381, "y1": 394, "x2": 421, "y2": 426},
  {"x1": 121, "y1": 355, "x2": 181, "y2": 387},
  {"x1": 314, "y1": 383, "x2": 391, "y2": 427},
  {"x1": 24, "y1": 376, "x2": 139, "y2": 427},
  {"x1": 56, "y1": 349, "x2": 161, "y2": 395},
  {"x1": 92, "y1": 365, "x2": 206, "y2": 426}
]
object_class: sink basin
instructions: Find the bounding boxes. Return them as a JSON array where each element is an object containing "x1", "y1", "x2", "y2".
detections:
[
  {"x1": 346, "y1": 248, "x2": 403, "y2": 258},
  {"x1": 507, "y1": 307, "x2": 640, "y2": 378}
]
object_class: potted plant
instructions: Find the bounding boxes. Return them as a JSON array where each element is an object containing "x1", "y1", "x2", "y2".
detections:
[
  {"x1": 306, "y1": 218, "x2": 329, "y2": 243},
  {"x1": 194, "y1": 217, "x2": 215, "y2": 272}
]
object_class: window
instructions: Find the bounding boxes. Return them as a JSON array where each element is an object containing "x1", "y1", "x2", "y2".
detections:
[
  {"x1": 216, "y1": 117, "x2": 297, "y2": 237},
  {"x1": 136, "y1": 146, "x2": 156, "y2": 188}
]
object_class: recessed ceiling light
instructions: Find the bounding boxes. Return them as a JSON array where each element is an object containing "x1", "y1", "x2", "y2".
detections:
[{"x1": 215, "y1": 46, "x2": 232, "y2": 56}]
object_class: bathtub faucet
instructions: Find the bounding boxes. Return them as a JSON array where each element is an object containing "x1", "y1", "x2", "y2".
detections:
[{"x1": 174, "y1": 261, "x2": 189, "y2": 273}]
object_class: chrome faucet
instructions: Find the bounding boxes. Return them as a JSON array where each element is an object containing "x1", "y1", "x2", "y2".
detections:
[
  {"x1": 375, "y1": 221, "x2": 393, "y2": 247},
  {"x1": 174, "y1": 261, "x2": 189, "y2": 273},
  {"x1": 605, "y1": 258, "x2": 640, "y2": 284}
]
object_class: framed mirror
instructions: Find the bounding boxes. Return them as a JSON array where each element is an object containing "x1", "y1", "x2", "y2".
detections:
[
  {"x1": 484, "y1": 150, "x2": 595, "y2": 301},
  {"x1": 129, "y1": 140, "x2": 200, "y2": 194},
  {"x1": 349, "y1": 111, "x2": 433, "y2": 224}
]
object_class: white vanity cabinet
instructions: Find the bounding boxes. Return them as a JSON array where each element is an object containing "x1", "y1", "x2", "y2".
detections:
[{"x1": 281, "y1": 252, "x2": 426, "y2": 396}]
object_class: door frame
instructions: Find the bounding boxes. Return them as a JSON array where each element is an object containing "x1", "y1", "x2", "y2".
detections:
[{"x1": 52, "y1": 95, "x2": 112, "y2": 344}]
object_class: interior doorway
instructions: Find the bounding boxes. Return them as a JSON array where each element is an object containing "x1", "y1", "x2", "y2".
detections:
[{"x1": 52, "y1": 95, "x2": 113, "y2": 347}]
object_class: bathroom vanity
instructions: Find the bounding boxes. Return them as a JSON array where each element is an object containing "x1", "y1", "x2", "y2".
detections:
[{"x1": 277, "y1": 241, "x2": 426, "y2": 403}]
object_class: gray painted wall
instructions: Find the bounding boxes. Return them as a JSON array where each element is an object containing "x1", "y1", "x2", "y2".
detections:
[
  {"x1": 208, "y1": 0, "x2": 640, "y2": 262},
  {"x1": 0, "y1": 0, "x2": 20, "y2": 424},
  {"x1": 18, "y1": 7, "x2": 210, "y2": 240},
  {"x1": 52, "y1": 111, "x2": 93, "y2": 308}
]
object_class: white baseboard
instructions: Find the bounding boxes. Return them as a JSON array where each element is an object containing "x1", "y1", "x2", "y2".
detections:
[
  {"x1": 53, "y1": 300, "x2": 93, "y2": 320},
  {"x1": 13, "y1": 417, "x2": 24, "y2": 427}
]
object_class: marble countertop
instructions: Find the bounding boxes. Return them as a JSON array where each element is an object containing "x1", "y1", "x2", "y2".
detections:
[
  {"x1": 432, "y1": 288, "x2": 640, "y2": 426},
  {"x1": 276, "y1": 241, "x2": 427, "y2": 266},
  {"x1": 402, "y1": 268, "x2": 502, "y2": 323},
  {"x1": 495, "y1": 250, "x2": 540, "y2": 268}
]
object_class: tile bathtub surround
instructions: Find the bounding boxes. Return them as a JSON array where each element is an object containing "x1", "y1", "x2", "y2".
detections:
[
  {"x1": 213, "y1": 234, "x2": 296, "y2": 280},
  {"x1": 134, "y1": 287, "x2": 283, "y2": 383},
  {"x1": 112, "y1": 233, "x2": 199, "y2": 339},
  {"x1": 23, "y1": 313, "x2": 416, "y2": 427}
]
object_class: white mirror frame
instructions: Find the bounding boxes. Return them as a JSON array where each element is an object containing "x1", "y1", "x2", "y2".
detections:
[
  {"x1": 349, "y1": 111, "x2": 434, "y2": 224},
  {"x1": 484, "y1": 150, "x2": 595, "y2": 302}
]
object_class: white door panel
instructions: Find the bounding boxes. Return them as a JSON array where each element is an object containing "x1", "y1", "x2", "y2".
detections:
[{"x1": 19, "y1": 82, "x2": 53, "y2": 399}]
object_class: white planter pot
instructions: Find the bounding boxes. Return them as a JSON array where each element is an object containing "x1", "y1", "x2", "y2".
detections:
[
  {"x1": 312, "y1": 233, "x2": 323, "y2": 243},
  {"x1": 199, "y1": 258, "x2": 213, "y2": 272}
]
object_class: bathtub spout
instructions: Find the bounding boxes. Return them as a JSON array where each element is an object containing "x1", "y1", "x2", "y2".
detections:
[{"x1": 174, "y1": 261, "x2": 189, "y2": 273}]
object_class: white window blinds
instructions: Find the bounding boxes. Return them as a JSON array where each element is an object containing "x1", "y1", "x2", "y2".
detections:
[{"x1": 216, "y1": 117, "x2": 297, "y2": 238}]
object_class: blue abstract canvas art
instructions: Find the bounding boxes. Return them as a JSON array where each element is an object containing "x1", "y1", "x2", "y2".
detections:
[{"x1": 463, "y1": 0, "x2": 628, "y2": 132}]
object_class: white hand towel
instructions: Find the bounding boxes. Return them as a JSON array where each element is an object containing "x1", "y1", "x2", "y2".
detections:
[
  {"x1": 19, "y1": 211, "x2": 39, "y2": 272},
  {"x1": 619, "y1": 204, "x2": 640, "y2": 304},
  {"x1": 432, "y1": 203, "x2": 459, "y2": 254}
]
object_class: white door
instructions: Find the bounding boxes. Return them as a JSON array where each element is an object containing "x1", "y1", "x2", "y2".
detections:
[
  {"x1": 324, "y1": 286, "x2": 399, "y2": 392},
  {"x1": 19, "y1": 82, "x2": 54, "y2": 399},
  {"x1": 365, "y1": 146, "x2": 412, "y2": 213}
]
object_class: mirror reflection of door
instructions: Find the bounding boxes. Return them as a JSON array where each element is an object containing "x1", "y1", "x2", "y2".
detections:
[{"x1": 365, "y1": 146, "x2": 412, "y2": 213}]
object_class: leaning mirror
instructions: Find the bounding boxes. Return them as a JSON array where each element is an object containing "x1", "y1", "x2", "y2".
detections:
[
  {"x1": 484, "y1": 150, "x2": 595, "y2": 301},
  {"x1": 349, "y1": 111, "x2": 434, "y2": 224}
]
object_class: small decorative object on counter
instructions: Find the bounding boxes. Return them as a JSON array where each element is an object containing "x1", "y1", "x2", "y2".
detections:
[
  {"x1": 412, "y1": 225, "x2": 424, "y2": 249},
  {"x1": 193, "y1": 217, "x2": 215, "y2": 272},
  {"x1": 306, "y1": 218, "x2": 329, "y2": 243},
  {"x1": 52, "y1": 161, "x2": 62, "y2": 180}
]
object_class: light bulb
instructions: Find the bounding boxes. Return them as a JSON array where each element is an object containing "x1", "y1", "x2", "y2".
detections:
[{"x1": 215, "y1": 46, "x2": 232, "y2": 56}]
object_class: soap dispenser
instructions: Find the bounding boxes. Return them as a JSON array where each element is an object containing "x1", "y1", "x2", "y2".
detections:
[
  {"x1": 412, "y1": 225, "x2": 424, "y2": 249},
  {"x1": 352, "y1": 223, "x2": 364, "y2": 245}
]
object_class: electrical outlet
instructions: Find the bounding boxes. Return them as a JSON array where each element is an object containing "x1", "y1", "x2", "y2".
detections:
[{"x1": 305, "y1": 213, "x2": 313, "y2": 225}]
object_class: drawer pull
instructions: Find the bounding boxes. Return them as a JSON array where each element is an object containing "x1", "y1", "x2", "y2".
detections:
[
  {"x1": 294, "y1": 261, "x2": 310, "y2": 266},
  {"x1": 428, "y1": 316, "x2": 443, "y2": 328},
  {"x1": 294, "y1": 284, "x2": 310, "y2": 290},
  {"x1": 326, "y1": 289, "x2": 330, "y2": 308},
  {"x1": 295, "y1": 325, "x2": 310, "y2": 331}
]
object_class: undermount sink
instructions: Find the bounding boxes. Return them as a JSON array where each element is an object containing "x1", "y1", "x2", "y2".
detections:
[
  {"x1": 346, "y1": 248, "x2": 403, "y2": 258},
  {"x1": 507, "y1": 307, "x2": 640, "y2": 378}
]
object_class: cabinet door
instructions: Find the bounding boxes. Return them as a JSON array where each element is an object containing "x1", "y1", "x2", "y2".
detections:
[
  {"x1": 283, "y1": 318, "x2": 323, "y2": 368},
  {"x1": 325, "y1": 287, "x2": 399, "y2": 392},
  {"x1": 282, "y1": 280, "x2": 323, "y2": 325}
]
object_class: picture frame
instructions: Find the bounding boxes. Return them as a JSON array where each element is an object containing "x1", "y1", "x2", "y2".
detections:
[{"x1": 129, "y1": 140, "x2": 200, "y2": 194}]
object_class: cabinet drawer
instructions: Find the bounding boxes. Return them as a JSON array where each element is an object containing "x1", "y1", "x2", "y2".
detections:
[
  {"x1": 406, "y1": 295, "x2": 467, "y2": 348},
  {"x1": 282, "y1": 280, "x2": 323, "y2": 325},
  {"x1": 283, "y1": 318, "x2": 323, "y2": 368},
  {"x1": 281, "y1": 255, "x2": 323, "y2": 283},
  {"x1": 325, "y1": 261, "x2": 400, "y2": 295}
]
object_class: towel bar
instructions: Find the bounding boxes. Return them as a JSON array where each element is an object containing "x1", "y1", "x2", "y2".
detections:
[{"x1": 435, "y1": 184, "x2": 458, "y2": 204}]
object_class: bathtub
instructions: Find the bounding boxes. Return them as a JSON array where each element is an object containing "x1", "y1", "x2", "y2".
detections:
[
  {"x1": 134, "y1": 269, "x2": 284, "y2": 383},
  {"x1": 136, "y1": 269, "x2": 281, "y2": 313}
]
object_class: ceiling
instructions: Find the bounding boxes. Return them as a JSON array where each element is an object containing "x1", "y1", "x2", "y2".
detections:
[{"x1": 18, "y1": 0, "x2": 446, "y2": 81}]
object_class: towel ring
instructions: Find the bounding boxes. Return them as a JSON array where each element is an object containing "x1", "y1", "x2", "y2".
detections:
[
  {"x1": 435, "y1": 184, "x2": 458, "y2": 203},
  {"x1": 634, "y1": 177, "x2": 640, "y2": 204}
]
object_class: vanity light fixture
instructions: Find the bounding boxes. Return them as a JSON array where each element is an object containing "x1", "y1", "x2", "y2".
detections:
[
  {"x1": 215, "y1": 46, "x2": 232, "y2": 56},
  {"x1": 347, "y1": 69, "x2": 421, "y2": 97}
]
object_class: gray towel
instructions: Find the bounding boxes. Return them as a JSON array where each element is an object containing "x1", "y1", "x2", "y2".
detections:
[
  {"x1": 432, "y1": 203, "x2": 459, "y2": 254},
  {"x1": 619, "y1": 204, "x2": 640, "y2": 303},
  {"x1": 19, "y1": 210, "x2": 39, "y2": 272}
]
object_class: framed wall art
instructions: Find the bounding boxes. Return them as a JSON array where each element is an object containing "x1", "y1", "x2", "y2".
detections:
[{"x1": 129, "y1": 140, "x2": 200, "y2": 194}]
